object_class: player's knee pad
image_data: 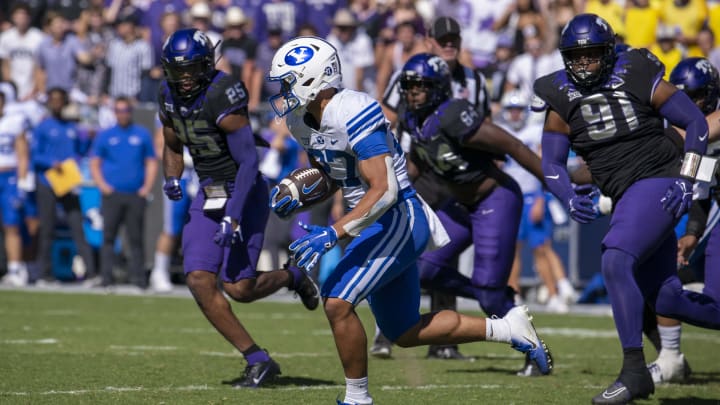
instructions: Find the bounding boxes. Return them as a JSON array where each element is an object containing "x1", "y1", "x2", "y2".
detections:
[{"x1": 475, "y1": 286, "x2": 515, "y2": 318}]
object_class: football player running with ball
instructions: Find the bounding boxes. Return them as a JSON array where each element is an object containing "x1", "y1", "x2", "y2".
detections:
[
  {"x1": 267, "y1": 36, "x2": 552, "y2": 405},
  {"x1": 534, "y1": 14, "x2": 720, "y2": 404},
  {"x1": 158, "y1": 28, "x2": 319, "y2": 388}
]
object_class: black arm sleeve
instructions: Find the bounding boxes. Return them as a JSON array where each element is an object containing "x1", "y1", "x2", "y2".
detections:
[{"x1": 685, "y1": 198, "x2": 712, "y2": 237}]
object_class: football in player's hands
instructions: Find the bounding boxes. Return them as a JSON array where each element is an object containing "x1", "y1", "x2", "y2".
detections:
[{"x1": 270, "y1": 167, "x2": 333, "y2": 217}]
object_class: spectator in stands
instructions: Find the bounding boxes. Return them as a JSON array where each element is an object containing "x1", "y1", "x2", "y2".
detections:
[
  {"x1": 90, "y1": 97, "x2": 157, "y2": 289},
  {"x1": 375, "y1": 20, "x2": 427, "y2": 100},
  {"x1": 141, "y1": 0, "x2": 187, "y2": 62},
  {"x1": 252, "y1": 0, "x2": 301, "y2": 43},
  {"x1": 218, "y1": 7, "x2": 257, "y2": 88},
  {"x1": 660, "y1": 0, "x2": 708, "y2": 56},
  {"x1": 188, "y1": 2, "x2": 222, "y2": 46},
  {"x1": 504, "y1": 31, "x2": 563, "y2": 101},
  {"x1": 74, "y1": 7, "x2": 112, "y2": 107},
  {"x1": 32, "y1": 88, "x2": 96, "y2": 284},
  {"x1": 105, "y1": 14, "x2": 152, "y2": 101},
  {"x1": 495, "y1": 0, "x2": 550, "y2": 55},
  {"x1": 249, "y1": 27, "x2": 284, "y2": 113},
  {"x1": 35, "y1": 13, "x2": 91, "y2": 98},
  {"x1": 624, "y1": 0, "x2": 660, "y2": 49},
  {"x1": 139, "y1": 11, "x2": 181, "y2": 103},
  {"x1": 650, "y1": 25, "x2": 684, "y2": 81},
  {"x1": 484, "y1": 34, "x2": 516, "y2": 107},
  {"x1": 326, "y1": 8, "x2": 375, "y2": 93},
  {"x1": 465, "y1": 0, "x2": 514, "y2": 69},
  {"x1": 694, "y1": 28, "x2": 716, "y2": 58},
  {"x1": 297, "y1": 0, "x2": 347, "y2": 38},
  {"x1": 0, "y1": 3, "x2": 44, "y2": 101}
]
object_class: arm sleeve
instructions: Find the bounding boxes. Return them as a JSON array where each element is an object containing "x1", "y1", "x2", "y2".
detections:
[
  {"x1": 224, "y1": 124, "x2": 258, "y2": 221},
  {"x1": 659, "y1": 90, "x2": 709, "y2": 155},
  {"x1": 541, "y1": 131, "x2": 575, "y2": 207}
]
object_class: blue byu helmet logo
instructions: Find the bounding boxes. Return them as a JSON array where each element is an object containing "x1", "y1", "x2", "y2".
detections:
[{"x1": 285, "y1": 46, "x2": 314, "y2": 66}]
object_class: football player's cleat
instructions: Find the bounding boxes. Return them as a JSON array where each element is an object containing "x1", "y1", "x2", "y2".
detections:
[
  {"x1": 294, "y1": 272, "x2": 320, "y2": 311},
  {"x1": 370, "y1": 332, "x2": 392, "y2": 359},
  {"x1": 426, "y1": 345, "x2": 474, "y2": 361},
  {"x1": 149, "y1": 268, "x2": 173, "y2": 293},
  {"x1": 592, "y1": 368, "x2": 654, "y2": 404},
  {"x1": 232, "y1": 358, "x2": 281, "y2": 388},
  {"x1": 647, "y1": 351, "x2": 692, "y2": 384},
  {"x1": 504, "y1": 305, "x2": 553, "y2": 375}
]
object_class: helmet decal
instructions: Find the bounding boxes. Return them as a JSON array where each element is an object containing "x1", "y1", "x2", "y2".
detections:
[{"x1": 284, "y1": 46, "x2": 314, "y2": 66}]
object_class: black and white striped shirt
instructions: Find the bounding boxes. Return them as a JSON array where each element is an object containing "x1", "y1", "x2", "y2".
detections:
[{"x1": 106, "y1": 37, "x2": 152, "y2": 98}]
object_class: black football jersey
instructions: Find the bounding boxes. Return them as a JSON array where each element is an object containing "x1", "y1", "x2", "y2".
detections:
[
  {"x1": 533, "y1": 48, "x2": 681, "y2": 201},
  {"x1": 159, "y1": 71, "x2": 250, "y2": 183},
  {"x1": 403, "y1": 99, "x2": 498, "y2": 184}
]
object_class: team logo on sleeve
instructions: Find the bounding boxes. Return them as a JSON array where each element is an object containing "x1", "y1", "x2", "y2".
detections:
[{"x1": 285, "y1": 46, "x2": 314, "y2": 66}]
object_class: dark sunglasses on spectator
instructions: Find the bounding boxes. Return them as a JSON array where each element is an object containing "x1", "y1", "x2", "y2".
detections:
[{"x1": 115, "y1": 107, "x2": 132, "y2": 113}]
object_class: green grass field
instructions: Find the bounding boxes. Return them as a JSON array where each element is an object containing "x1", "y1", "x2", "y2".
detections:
[{"x1": 1, "y1": 290, "x2": 719, "y2": 405}]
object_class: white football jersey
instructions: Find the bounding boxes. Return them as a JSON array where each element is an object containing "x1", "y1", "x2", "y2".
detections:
[
  {"x1": 285, "y1": 89, "x2": 411, "y2": 209},
  {"x1": 0, "y1": 112, "x2": 28, "y2": 168}
]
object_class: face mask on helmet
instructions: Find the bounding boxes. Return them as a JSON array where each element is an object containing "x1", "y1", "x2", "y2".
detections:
[{"x1": 267, "y1": 37, "x2": 343, "y2": 117}]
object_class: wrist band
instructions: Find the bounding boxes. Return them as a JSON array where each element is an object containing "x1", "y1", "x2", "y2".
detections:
[{"x1": 680, "y1": 151, "x2": 701, "y2": 180}]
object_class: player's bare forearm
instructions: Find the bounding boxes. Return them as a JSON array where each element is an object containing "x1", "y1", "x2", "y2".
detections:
[
  {"x1": 162, "y1": 125, "x2": 184, "y2": 178},
  {"x1": 15, "y1": 134, "x2": 29, "y2": 180}
]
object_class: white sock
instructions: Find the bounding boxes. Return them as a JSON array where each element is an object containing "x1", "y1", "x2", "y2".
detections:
[
  {"x1": 345, "y1": 376, "x2": 372, "y2": 404},
  {"x1": 153, "y1": 252, "x2": 170, "y2": 275},
  {"x1": 485, "y1": 318, "x2": 511, "y2": 343},
  {"x1": 658, "y1": 324, "x2": 682, "y2": 354},
  {"x1": 8, "y1": 261, "x2": 25, "y2": 274},
  {"x1": 557, "y1": 278, "x2": 574, "y2": 296}
]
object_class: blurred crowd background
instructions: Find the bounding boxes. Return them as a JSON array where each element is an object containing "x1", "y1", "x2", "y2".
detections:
[{"x1": 0, "y1": 0, "x2": 715, "y2": 304}]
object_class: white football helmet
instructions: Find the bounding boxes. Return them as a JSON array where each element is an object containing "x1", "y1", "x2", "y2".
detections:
[
  {"x1": 500, "y1": 89, "x2": 530, "y2": 130},
  {"x1": 267, "y1": 36, "x2": 342, "y2": 117}
]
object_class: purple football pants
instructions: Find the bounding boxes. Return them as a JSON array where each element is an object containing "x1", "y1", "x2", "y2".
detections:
[
  {"x1": 419, "y1": 180, "x2": 522, "y2": 317},
  {"x1": 601, "y1": 177, "x2": 720, "y2": 349},
  {"x1": 182, "y1": 175, "x2": 269, "y2": 282}
]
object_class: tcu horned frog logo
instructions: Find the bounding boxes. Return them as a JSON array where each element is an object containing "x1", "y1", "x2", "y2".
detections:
[
  {"x1": 285, "y1": 46, "x2": 314, "y2": 66},
  {"x1": 193, "y1": 30, "x2": 208, "y2": 46}
]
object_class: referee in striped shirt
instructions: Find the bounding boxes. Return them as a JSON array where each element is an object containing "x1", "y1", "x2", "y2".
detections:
[{"x1": 105, "y1": 15, "x2": 152, "y2": 101}]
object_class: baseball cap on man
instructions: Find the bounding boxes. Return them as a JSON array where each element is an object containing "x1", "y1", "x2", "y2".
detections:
[{"x1": 430, "y1": 16, "x2": 461, "y2": 39}]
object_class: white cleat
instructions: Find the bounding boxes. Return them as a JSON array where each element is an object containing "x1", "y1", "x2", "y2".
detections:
[
  {"x1": 647, "y1": 351, "x2": 691, "y2": 384},
  {"x1": 504, "y1": 305, "x2": 553, "y2": 374}
]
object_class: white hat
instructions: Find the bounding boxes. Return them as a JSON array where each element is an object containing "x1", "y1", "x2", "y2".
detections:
[
  {"x1": 225, "y1": 7, "x2": 246, "y2": 26},
  {"x1": 332, "y1": 9, "x2": 357, "y2": 27},
  {"x1": 190, "y1": 2, "x2": 212, "y2": 19}
]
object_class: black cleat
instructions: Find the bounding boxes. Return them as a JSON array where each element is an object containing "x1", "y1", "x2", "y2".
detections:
[
  {"x1": 232, "y1": 358, "x2": 282, "y2": 388},
  {"x1": 294, "y1": 273, "x2": 320, "y2": 310},
  {"x1": 370, "y1": 332, "x2": 393, "y2": 359},
  {"x1": 592, "y1": 368, "x2": 654, "y2": 404},
  {"x1": 426, "y1": 345, "x2": 474, "y2": 361}
]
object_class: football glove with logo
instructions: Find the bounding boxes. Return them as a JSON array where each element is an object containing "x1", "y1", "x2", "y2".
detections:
[
  {"x1": 269, "y1": 186, "x2": 300, "y2": 218},
  {"x1": 661, "y1": 179, "x2": 693, "y2": 219},
  {"x1": 289, "y1": 222, "x2": 338, "y2": 271},
  {"x1": 214, "y1": 216, "x2": 242, "y2": 247}
]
